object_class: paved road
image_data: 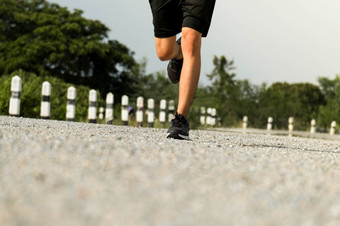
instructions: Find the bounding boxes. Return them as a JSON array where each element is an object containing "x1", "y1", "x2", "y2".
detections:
[
  {"x1": 217, "y1": 127, "x2": 340, "y2": 141},
  {"x1": 1, "y1": 116, "x2": 340, "y2": 226}
]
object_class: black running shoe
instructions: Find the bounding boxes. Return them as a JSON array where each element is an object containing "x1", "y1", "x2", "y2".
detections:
[
  {"x1": 167, "y1": 37, "x2": 183, "y2": 84},
  {"x1": 167, "y1": 112, "x2": 190, "y2": 140}
]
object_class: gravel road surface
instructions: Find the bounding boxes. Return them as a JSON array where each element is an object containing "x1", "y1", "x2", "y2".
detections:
[{"x1": 1, "y1": 116, "x2": 340, "y2": 226}]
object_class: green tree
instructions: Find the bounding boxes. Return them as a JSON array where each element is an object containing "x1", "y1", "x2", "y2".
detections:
[
  {"x1": 317, "y1": 75, "x2": 340, "y2": 129},
  {"x1": 0, "y1": 0, "x2": 138, "y2": 98},
  {"x1": 206, "y1": 55, "x2": 237, "y2": 126},
  {"x1": 205, "y1": 55, "x2": 261, "y2": 127},
  {"x1": 259, "y1": 82, "x2": 325, "y2": 130},
  {"x1": 233, "y1": 79, "x2": 264, "y2": 128}
]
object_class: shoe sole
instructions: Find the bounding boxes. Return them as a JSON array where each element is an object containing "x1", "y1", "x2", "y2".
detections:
[
  {"x1": 166, "y1": 133, "x2": 190, "y2": 140},
  {"x1": 167, "y1": 63, "x2": 181, "y2": 84},
  {"x1": 167, "y1": 37, "x2": 182, "y2": 84}
]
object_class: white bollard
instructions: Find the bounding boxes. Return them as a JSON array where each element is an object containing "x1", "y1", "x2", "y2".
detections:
[
  {"x1": 168, "y1": 100, "x2": 175, "y2": 122},
  {"x1": 159, "y1": 99, "x2": 167, "y2": 127},
  {"x1": 99, "y1": 107, "x2": 104, "y2": 120},
  {"x1": 267, "y1": 117, "x2": 273, "y2": 131},
  {"x1": 9, "y1": 75, "x2": 22, "y2": 116},
  {"x1": 200, "y1": 107, "x2": 206, "y2": 126},
  {"x1": 211, "y1": 108, "x2": 217, "y2": 126},
  {"x1": 242, "y1": 116, "x2": 248, "y2": 130},
  {"x1": 330, "y1": 121, "x2": 336, "y2": 135},
  {"x1": 40, "y1": 81, "x2": 51, "y2": 119},
  {"x1": 105, "y1": 92, "x2": 114, "y2": 124},
  {"x1": 121, "y1": 95, "x2": 129, "y2": 126},
  {"x1": 136, "y1": 97, "x2": 144, "y2": 127},
  {"x1": 66, "y1": 86, "x2": 76, "y2": 121},
  {"x1": 206, "y1": 108, "x2": 212, "y2": 126},
  {"x1": 310, "y1": 119, "x2": 316, "y2": 134},
  {"x1": 147, "y1": 98, "x2": 155, "y2": 128},
  {"x1": 88, "y1": 89, "x2": 97, "y2": 123},
  {"x1": 288, "y1": 117, "x2": 294, "y2": 137}
]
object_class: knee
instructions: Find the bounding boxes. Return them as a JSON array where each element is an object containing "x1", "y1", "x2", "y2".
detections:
[
  {"x1": 181, "y1": 28, "x2": 202, "y2": 57},
  {"x1": 156, "y1": 47, "x2": 174, "y2": 61}
]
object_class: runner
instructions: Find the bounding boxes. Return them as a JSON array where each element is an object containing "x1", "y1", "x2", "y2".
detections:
[{"x1": 148, "y1": 0, "x2": 216, "y2": 140}]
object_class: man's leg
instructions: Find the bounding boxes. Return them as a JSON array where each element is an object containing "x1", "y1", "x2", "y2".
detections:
[
  {"x1": 176, "y1": 27, "x2": 202, "y2": 118},
  {"x1": 155, "y1": 36, "x2": 182, "y2": 61}
]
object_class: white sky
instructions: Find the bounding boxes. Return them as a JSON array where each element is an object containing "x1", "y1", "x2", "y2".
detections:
[{"x1": 54, "y1": 0, "x2": 340, "y2": 86}]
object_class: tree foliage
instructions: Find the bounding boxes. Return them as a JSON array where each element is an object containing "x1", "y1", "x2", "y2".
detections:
[
  {"x1": 317, "y1": 75, "x2": 340, "y2": 128},
  {"x1": 203, "y1": 56, "x2": 261, "y2": 127},
  {"x1": 259, "y1": 82, "x2": 325, "y2": 130},
  {"x1": 194, "y1": 55, "x2": 326, "y2": 130},
  {"x1": 0, "y1": 0, "x2": 138, "y2": 98}
]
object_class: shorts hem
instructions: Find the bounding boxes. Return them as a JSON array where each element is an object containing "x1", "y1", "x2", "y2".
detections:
[
  {"x1": 182, "y1": 16, "x2": 209, "y2": 37},
  {"x1": 154, "y1": 30, "x2": 181, "y2": 38}
]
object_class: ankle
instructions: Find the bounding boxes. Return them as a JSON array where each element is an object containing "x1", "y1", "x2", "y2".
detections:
[{"x1": 176, "y1": 111, "x2": 188, "y2": 119}]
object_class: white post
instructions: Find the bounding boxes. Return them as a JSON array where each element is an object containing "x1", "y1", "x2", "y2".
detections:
[
  {"x1": 267, "y1": 117, "x2": 273, "y2": 131},
  {"x1": 168, "y1": 100, "x2": 175, "y2": 122},
  {"x1": 136, "y1": 97, "x2": 144, "y2": 127},
  {"x1": 211, "y1": 108, "x2": 217, "y2": 126},
  {"x1": 9, "y1": 75, "x2": 21, "y2": 116},
  {"x1": 99, "y1": 107, "x2": 104, "y2": 120},
  {"x1": 40, "y1": 81, "x2": 51, "y2": 119},
  {"x1": 310, "y1": 119, "x2": 316, "y2": 133},
  {"x1": 147, "y1": 98, "x2": 155, "y2": 128},
  {"x1": 200, "y1": 107, "x2": 206, "y2": 126},
  {"x1": 159, "y1": 99, "x2": 166, "y2": 127},
  {"x1": 242, "y1": 116, "x2": 248, "y2": 130},
  {"x1": 206, "y1": 108, "x2": 212, "y2": 126},
  {"x1": 105, "y1": 92, "x2": 114, "y2": 124},
  {"x1": 288, "y1": 117, "x2": 294, "y2": 137},
  {"x1": 121, "y1": 95, "x2": 129, "y2": 126},
  {"x1": 88, "y1": 89, "x2": 97, "y2": 123},
  {"x1": 66, "y1": 86, "x2": 76, "y2": 121},
  {"x1": 330, "y1": 121, "x2": 336, "y2": 135}
]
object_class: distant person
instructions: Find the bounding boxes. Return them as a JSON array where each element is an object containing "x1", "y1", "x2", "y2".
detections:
[{"x1": 148, "y1": 0, "x2": 216, "y2": 140}]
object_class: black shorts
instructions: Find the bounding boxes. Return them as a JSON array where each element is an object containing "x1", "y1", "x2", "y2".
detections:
[{"x1": 148, "y1": 0, "x2": 216, "y2": 38}]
